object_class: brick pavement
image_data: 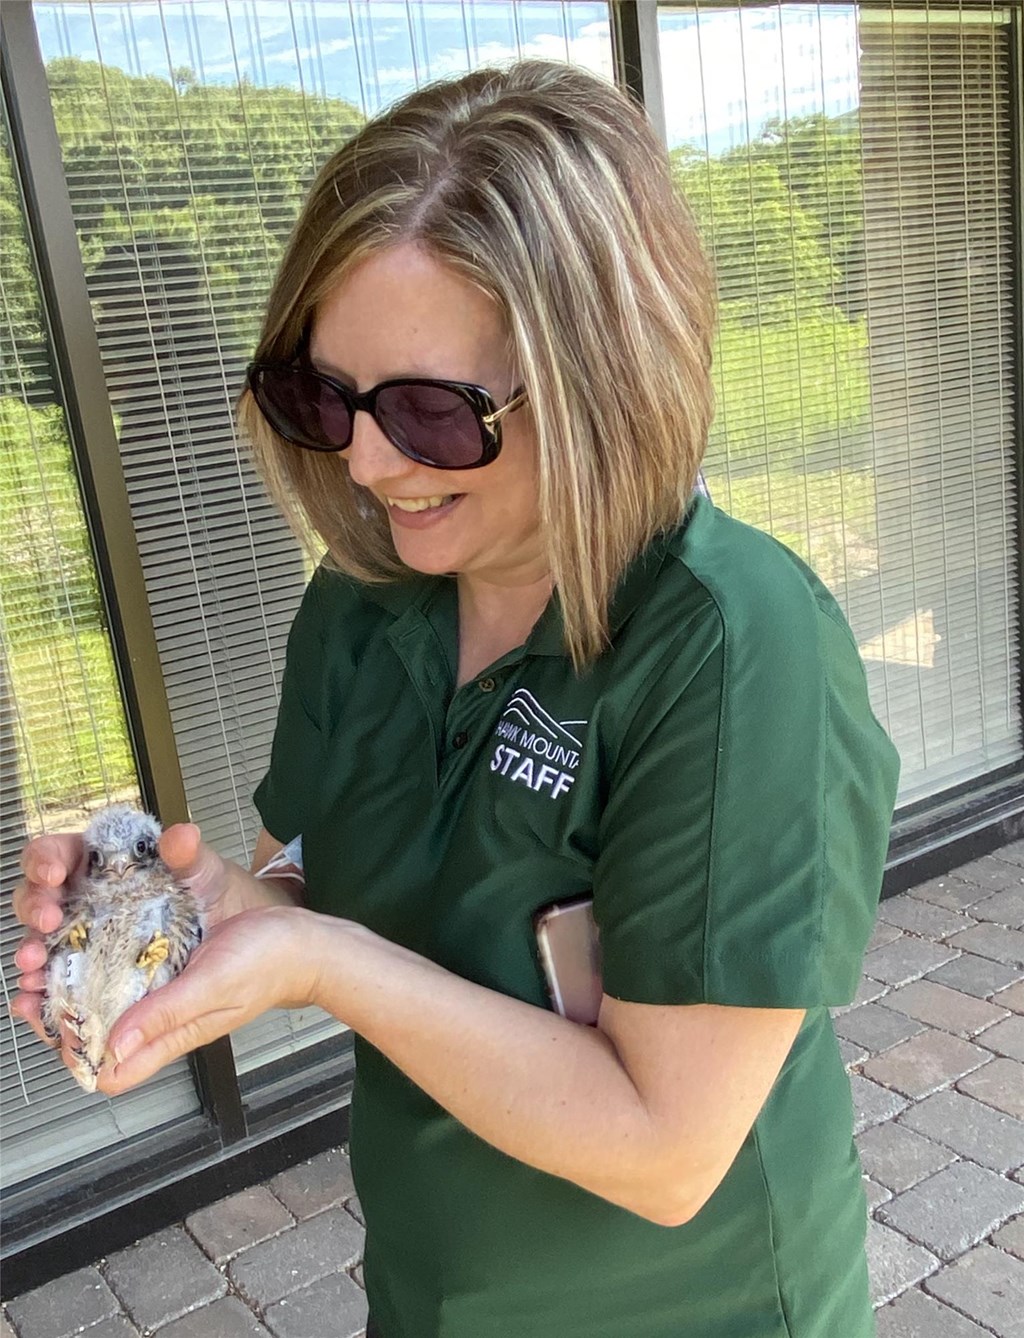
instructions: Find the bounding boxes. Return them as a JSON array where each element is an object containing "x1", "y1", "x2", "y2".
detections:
[{"x1": 4, "y1": 841, "x2": 1024, "y2": 1337}]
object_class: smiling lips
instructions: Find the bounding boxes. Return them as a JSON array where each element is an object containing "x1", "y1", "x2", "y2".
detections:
[
  {"x1": 384, "y1": 493, "x2": 465, "y2": 528},
  {"x1": 386, "y1": 495, "x2": 456, "y2": 512}
]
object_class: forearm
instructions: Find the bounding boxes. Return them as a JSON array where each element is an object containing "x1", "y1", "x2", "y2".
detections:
[{"x1": 309, "y1": 915, "x2": 682, "y2": 1223}]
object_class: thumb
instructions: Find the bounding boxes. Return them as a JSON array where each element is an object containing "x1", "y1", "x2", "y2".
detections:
[{"x1": 158, "y1": 823, "x2": 205, "y2": 877}]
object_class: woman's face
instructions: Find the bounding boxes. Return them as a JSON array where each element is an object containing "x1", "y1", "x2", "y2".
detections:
[{"x1": 310, "y1": 242, "x2": 546, "y2": 588}]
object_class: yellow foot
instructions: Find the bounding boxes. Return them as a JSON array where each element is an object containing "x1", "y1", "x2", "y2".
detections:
[
  {"x1": 136, "y1": 932, "x2": 171, "y2": 986},
  {"x1": 68, "y1": 922, "x2": 88, "y2": 951}
]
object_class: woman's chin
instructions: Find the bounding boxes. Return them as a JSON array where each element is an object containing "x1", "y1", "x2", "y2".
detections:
[{"x1": 390, "y1": 531, "x2": 466, "y2": 577}]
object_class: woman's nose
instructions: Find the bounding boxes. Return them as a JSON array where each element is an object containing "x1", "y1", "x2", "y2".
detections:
[{"x1": 344, "y1": 407, "x2": 413, "y2": 489}]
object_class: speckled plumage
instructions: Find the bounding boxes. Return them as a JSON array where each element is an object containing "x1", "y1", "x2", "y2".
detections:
[{"x1": 42, "y1": 804, "x2": 204, "y2": 1092}]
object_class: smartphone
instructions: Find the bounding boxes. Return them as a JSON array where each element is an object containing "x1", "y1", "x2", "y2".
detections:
[{"x1": 533, "y1": 897, "x2": 603, "y2": 1026}]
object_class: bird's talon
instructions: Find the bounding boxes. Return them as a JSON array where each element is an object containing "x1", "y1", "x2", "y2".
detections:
[
  {"x1": 137, "y1": 932, "x2": 171, "y2": 986},
  {"x1": 63, "y1": 1010, "x2": 86, "y2": 1040},
  {"x1": 68, "y1": 923, "x2": 88, "y2": 951}
]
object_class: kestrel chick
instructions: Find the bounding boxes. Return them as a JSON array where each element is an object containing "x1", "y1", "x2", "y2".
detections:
[{"x1": 42, "y1": 804, "x2": 204, "y2": 1092}]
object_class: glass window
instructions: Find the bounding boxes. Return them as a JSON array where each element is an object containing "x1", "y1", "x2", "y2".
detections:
[
  {"x1": 0, "y1": 107, "x2": 200, "y2": 1190},
  {"x1": 658, "y1": 2, "x2": 1020, "y2": 803}
]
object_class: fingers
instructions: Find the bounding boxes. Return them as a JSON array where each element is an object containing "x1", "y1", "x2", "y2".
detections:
[
  {"x1": 158, "y1": 823, "x2": 203, "y2": 875},
  {"x1": 14, "y1": 933, "x2": 48, "y2": 973},
  {"x1": 17, "y1": 831, "x2": 82, "y2": 888},
  {"x1": 14, "y1": 832, "x2": 82, "y2": 934},
  {"x1": 157, "y1": 824, "x2": 231, "y2": 922},
  {"x1": 13, "y1": 878, "x2": 65, "y2": 935},
  {"x1": 100, "y1": 933, "x2": 249, "y2": 1093},
  {"x1": 105, "y1": 967, "x2": 205, "y2": 1064},
  {"x1": 101, "y1": 990, "x2": 239, "y2": 1095},
  {"x1": 9, "y1": 989, "x2": 57, "y2": 1050}
]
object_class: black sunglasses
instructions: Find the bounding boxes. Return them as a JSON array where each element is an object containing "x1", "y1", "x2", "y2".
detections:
[{"x1": 246, "y1": 362, "x2": 528, "y2": 470}]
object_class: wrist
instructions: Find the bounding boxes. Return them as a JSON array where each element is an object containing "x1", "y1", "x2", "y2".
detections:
[
  {"x1": 267, "y1": 904, "x2": 326, "y2": 1010},
  {"x1": 305, "y1": 916, "x2": 442, "y2": 1024},
  {"x1": 222, "y1": 860, "x2": 300, "y2": 916},
  {"x1": 305, "y1": 913, "x2": 363, "y2": 1014}
]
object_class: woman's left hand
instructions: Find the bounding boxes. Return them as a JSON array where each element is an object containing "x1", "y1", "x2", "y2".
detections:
[{"x1": 97, "y1": 905, "x2": 321, "y2": 1095}]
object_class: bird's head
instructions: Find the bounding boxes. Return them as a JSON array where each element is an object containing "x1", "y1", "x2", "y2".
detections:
[{"x1": 83, "y1": 804, "x2": 164, "y2": 881}]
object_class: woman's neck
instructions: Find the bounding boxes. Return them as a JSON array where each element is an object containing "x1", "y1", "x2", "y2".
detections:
[{"x1": 455, "y1": 570, "x2": 554, "y2": 687}]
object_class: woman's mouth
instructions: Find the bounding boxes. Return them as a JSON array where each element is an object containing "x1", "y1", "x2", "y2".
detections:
[
  {"x1": 385, "y1": 494, "x2": 464, "y2": 527},
  {"x1": 387, "y1": 494, "x2": 454, "y2": 512}
]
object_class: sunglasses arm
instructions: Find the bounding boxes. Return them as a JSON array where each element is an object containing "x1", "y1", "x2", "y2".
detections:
[{"x1": 482, "y1": 387, "x2": 528, "y2": 428}]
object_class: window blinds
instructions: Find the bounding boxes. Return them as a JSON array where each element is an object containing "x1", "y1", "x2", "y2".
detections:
[
  {"x1": 857, "y1": 6, "x2": 1018, "y2": 800},
  {"x1": 0, "y1": 110, "x2": 200, "y2": 1192},
  {"x1": 659, "y1": 1, "x2": 1019, "y2": 803}
]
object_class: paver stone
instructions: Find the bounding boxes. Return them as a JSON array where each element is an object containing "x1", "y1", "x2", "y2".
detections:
[
  {"x1": 950, "y1": 858, "x2": 1024, "y2": 894},
  {"x1": 977, "y1": 1014, "x2": 1024, "y2": 1062},
  {"x1": 993, "y1": 1214, "x2": 1024, "y2": 1261},
  {"x1": 187, "y1": 1185, "x2": 294, "y2": 1263},
  {"x1": 228, "y1": 1208, "x2": 363, "y2": 1309},
  {"x1": 862, "y1": 1028, "x2": 989, "y2": 1098},
  {"x1": 970, "y1": 889, "x2": 1024, "y2": 929},
  {"x1": 154, "y1": 1295, "x2": 272, "y2": 1336},
  {"x1": 834, "y1": 1004, "x2": 925, "y2": 1055},
  {"x1": 863, "y1": 938, "x2": 959, "y2": 987},
  {"x1": 876, "y1": 1287, "x2": 991, "y2": 1337},
  {"x1": 876, "y1": 897, "x2": 976, "y2": 941},
  {"x1": 5, "y1": 1265, "x2": 120, "y2": 1338},
  {"x1": 863, "y1": 1177, "x2": 893, "y2": 1212},
  {"x1": 880, "y1": 979, "x2": 1009, "y2": 1037},
  {"x1": 857, "y1": 1120, "x2": 956, "y2": 1192},
  {"x1": 850, "y1": 1074, "x2": 910, "y2": 1133},
  {"x1": 928, "y1": 954, "x2": 1023, "y2": 1000},
  {"x1": 866, "y1": 1220, "x2": 940, "y2": 1306},
  {"x1": 269, "y1": 1149, "x2": 357, "y2": 1221},
  {"x1": 957, "y1": 1058, "x2": 1024, "y2": 1119},
  {"x1": 925, "y1": 1242, "x2": 1024, "y2": 1336},
  {"x1": 263, "y1": 1271, "x2": 368, "y2": 1338},
  {"x1": 877, "y1": 1162, "x2": 1024, "y2": 1260},
  {"x1": 947, "y1": 924, "x2": 1024, "y2": 969},
  {"x1": 898, "y1": 1088, "x2": 1024, "y2": 1173},
  {"x1": 104, "y1": 1226, "x2": 226, "y2": 1331},
  {"x1": 909, "y1": 878, "x2": 989, "y2": 912},
  {"x1": 993, "y1": 841, "x2": 1024, "y2": 871},
  {"x1": 993, "y1": 981, "x2": 1024, "y2": 1014}
]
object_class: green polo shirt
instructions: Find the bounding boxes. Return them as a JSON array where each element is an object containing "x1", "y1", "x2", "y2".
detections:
[{"x1": 254, "y1": 494, "x2": 900, "y2": 1338}]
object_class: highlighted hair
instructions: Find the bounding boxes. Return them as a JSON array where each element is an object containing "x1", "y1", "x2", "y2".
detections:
[{"x1": 238, "y1": 60, "x2": 717, "y2": 668}]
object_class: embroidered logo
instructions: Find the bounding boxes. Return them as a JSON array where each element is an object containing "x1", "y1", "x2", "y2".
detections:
[{"x1": 490, "y1": 689, "x2": 588, "y2": 799}]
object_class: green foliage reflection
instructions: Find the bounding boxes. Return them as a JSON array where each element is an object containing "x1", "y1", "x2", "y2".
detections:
[{"x1": 672, "y1": 111, "x2": 877, "y2": 581}]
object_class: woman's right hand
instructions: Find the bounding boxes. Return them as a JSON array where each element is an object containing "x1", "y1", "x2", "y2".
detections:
[{"x1": 12, "y1": 831, "x2": 86, "y2": 1049}]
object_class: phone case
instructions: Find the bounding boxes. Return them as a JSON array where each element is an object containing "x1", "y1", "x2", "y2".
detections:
[{"x1": 533, "y1": 897, "x2": 603, "y2": 1025}]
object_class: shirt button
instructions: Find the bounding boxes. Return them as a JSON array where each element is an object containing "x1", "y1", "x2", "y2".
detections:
[
  {"x1": 452, "y1": 731, "x2": 469, "y2": 749},
  {"x1": 478, "y1": 677, "x2": 497, "y2": 693}
]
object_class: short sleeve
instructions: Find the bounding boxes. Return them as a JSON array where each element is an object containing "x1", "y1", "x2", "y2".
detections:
[
  {"x1": 253, "y1": 567, "x2": 330, "y2": 844},
  {"x1": 593, "y1": 591, "x2": 901, "y2": 1009}
]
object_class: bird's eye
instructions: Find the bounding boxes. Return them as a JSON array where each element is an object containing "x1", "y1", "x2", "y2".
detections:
[
  {"x1": 134, "y1": 837, "x2": 150, "y2": 858},
  {"x1": 87, "y1": 849, "x2": 100, "y2": 871}
]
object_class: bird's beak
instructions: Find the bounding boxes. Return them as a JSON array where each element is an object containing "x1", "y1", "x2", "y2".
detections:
[{"x1": 107, "y1": 855, "x2": 131, "y2": 880}]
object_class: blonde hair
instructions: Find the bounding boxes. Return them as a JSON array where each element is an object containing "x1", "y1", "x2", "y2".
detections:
[{"x1": 238, "y1": 59, "x2": 717, "y2": 667}]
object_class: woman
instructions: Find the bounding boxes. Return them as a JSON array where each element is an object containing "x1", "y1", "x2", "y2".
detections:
[{"x1": 13, "y1": 60, "x2": 899, "y2": 1337}]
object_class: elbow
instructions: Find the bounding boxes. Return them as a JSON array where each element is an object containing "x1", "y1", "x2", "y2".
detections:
[
  {"x1": 631, "y1": 1165, "x2": 720, "y2": 1228},
  {"x1": 642, "y1": 1197, "x2": 701, "y2": 1228},
  {"x1": 591, "y1": 1168, "x2": 702, "y2": 1226}
]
